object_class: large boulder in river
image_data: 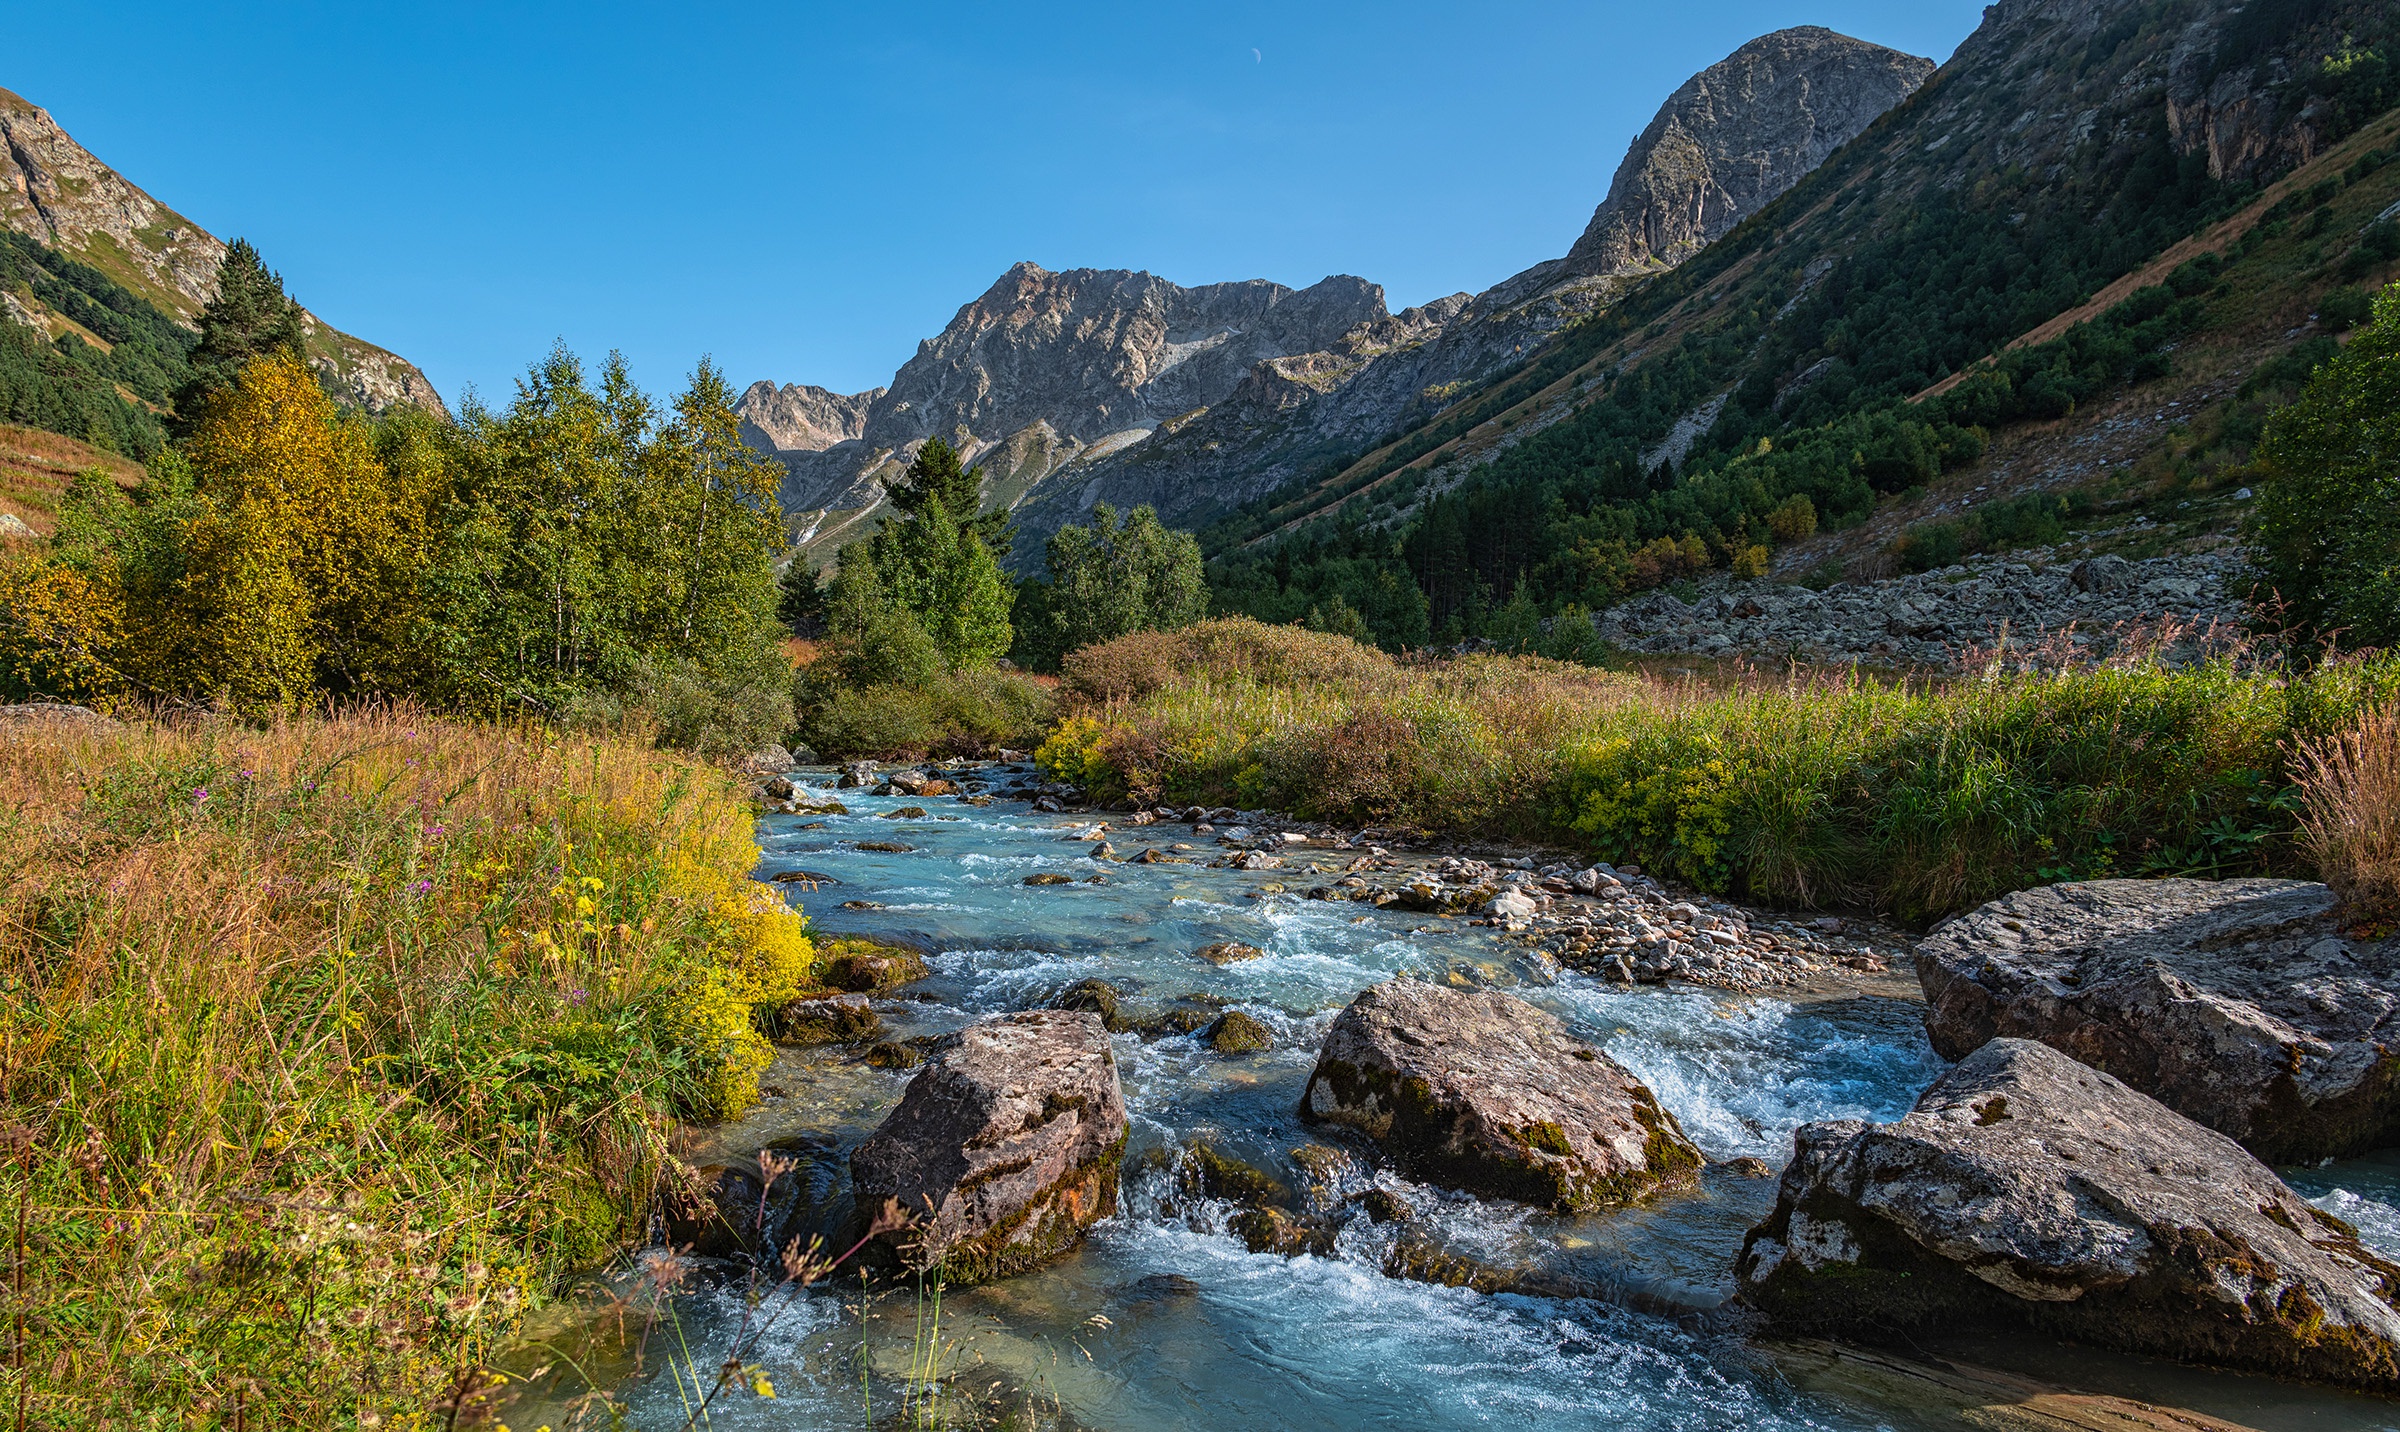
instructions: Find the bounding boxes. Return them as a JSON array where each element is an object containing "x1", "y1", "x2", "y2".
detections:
[
  {"x1": 1917, "y1": 878, "x2": 2400, "y2": 1162},
  {"x1": 850, "y1": 1010, "x2": 1127, "y2": 1284},
  {"x1": 1738, "y1": 1039, "x2": 2400, "y2": 1391},
  {"x1": 1298, "y1": 977, "x2": 1702, "y2": 1211}
]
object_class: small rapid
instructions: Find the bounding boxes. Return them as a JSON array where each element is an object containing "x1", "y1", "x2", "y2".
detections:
[{"x1": 498, "y1": 766, "x2": 2400, "y2": 1432}]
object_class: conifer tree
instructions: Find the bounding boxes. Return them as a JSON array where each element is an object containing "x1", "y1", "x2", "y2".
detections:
[
  {"x1": 885, "y1": 437, "x2": 1011, "y2": 554},
  {"x1": 175, "y1": 240, "x2": 309, "y2": 425}
]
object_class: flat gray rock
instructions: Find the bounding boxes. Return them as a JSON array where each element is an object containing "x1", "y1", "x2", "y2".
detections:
[
  {"x1": 1916, "y1": 878, "x2": 2400, "y2": 1161},
  {"x1": 851, "y1": 1010, "x2": 1126, "y2": 1284},
  {"x1": 1739, "y1": 1039, "x2": 2400, "y2": 1391},
  {"x1": 1299, "y1": 977, "x2": 1701, "y2": 1211}
]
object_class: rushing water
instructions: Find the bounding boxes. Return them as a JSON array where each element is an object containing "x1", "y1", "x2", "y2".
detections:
[{"x1": 498, "y1": 767, "x2": 2400, "y2": 1432}]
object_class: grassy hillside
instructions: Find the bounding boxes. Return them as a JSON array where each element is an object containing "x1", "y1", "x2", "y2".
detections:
[{"x1": 1204, "y1": 0, "x2": 2400, "y2": 643}]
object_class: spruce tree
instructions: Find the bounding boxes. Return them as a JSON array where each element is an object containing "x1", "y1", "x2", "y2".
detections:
[
  {"x1": 175, "y1": 239, "x2": 309, "y2": 425},
  {"x1": 885, "y1": 437, "x2": 1012, "y2": 555}
]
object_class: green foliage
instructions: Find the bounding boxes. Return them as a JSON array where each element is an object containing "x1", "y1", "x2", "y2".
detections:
[
  {"x1": 0, "y1": 233, "x2": 199, "y2": 458},
  {"x1": 854, "y1": 493, "x2": 1013, "y2": 667},
  {"x1": 797, "y1": 662, "x2": 1055, "y2": 758},
  {"x1": 1051, "y1": 623, "x2": 2400, "y2": 921},
  {"x1": 1014, "y1": 502, "x2": 1207, "y2": 670},
  {"x1": 886, "y1": 436, "x2": 1011, "y2": 554},
  {"x1": 2252, "y1": 280, "x2": 2400, "y2": 648},
  {"x1": 1887, "y1": 490, "x2": 2088, "y2": 574},
  {"x1": 776, "y1": 555, "x2": 824, "y2": 632},
  {"x1": 174, "y1": 237, "x2": 307, "y2": 424}
]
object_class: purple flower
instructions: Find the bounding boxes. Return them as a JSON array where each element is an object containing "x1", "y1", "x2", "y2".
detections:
[
  {"x1": 425, "y1": 824, "x2": 446, "y2": 839},
  {"x1": 566, "y1": 988, "x2": 588, "y2": 1004},
  {"x1": 410, "y1": 879, "x2": 434, "y2": 896},
  {"x1": 192, "y1": 787, "x2": 208, "y2": 803}
]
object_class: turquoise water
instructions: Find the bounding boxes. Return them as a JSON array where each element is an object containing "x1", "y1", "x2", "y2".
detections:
[{"x1": 499, "y1": 767, "x2": 2400, "y2": 1432}]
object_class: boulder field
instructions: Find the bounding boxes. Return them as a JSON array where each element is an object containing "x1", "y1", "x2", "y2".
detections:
[
  {"x1": 1738, "y1": 1039, "x2": 2400, "y2": 1392},
  {"x1": 850, "y1": 1010, "x2": 1127, "y2": 1284},
  {"x1": 1299, "y1": 977, "x2": 1703, "y2": 1211},
  {"x1": 1916, "y1": 878, "x2": 2400, "y2": 1162}
]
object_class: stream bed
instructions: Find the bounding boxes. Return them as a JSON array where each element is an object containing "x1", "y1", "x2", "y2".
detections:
[{"x1": 500, "y1": 766, "x2": 2400, "y2": 1431}]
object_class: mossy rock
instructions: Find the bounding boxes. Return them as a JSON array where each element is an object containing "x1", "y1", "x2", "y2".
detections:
[
  {"x1": 777, "y1": 994, "x2": 885, "y2": 1046},
  {"x1": 819, "y1": 939, "x2": 931, "y2": 993},
  {"x1": 882, "y1": 806, "x2": 928, "y2": 819},
  {"x1": 1178, "y1": 1143, "x2": 1290, "y2": 1207},
  {"x1": 1048, "y1": 979, "x2": 1128, "y2": 1031},
  {"x1": 863, "y1": 1040, "x2": 925, "y2": 1071},
  {"x1": 855, "y1": 840, "x2": 915, "y2": 853},
  {"x1": 1204, "y1": 1010, "x2": 1274, "y2": 1054},
  {"x1": 1025, "y1": 872, "x2": 1075, "y2": 886},
  {"x1": 1193, "y1": 941, "x2": 1266, "y2": 966}
]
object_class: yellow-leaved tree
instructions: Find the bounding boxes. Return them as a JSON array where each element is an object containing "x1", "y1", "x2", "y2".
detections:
[{"x1": 177, "y1": 352, "x2": 437, "y2": 707}]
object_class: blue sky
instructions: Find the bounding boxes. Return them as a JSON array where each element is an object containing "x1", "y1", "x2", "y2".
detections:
[{"x1": 14, "y1": 1, "x2": 1986, "y2": 408}]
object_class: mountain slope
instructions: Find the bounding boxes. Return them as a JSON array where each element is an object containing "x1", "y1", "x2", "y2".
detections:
[
  {"x1": 1003, "y1": 26, "x2": 1934, "y2": 564},
  {"x1": 1201, "y1": 0, "x2": 2399, "y2": 641},
  {"x1": 748, "y1": 264, "x2": 1391, "y2": 556},
  {"x1": 0, "y1": 87, "x2": 445, "y2": 418}
]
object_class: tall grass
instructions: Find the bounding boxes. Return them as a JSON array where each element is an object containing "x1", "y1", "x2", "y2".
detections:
[
  {"x1": 1041, "y1": 619, "x2": 2400, "y2": 921},
  {"x1": 2295, "y1": 704, "x2": 2400, "y2": 926},
  {"x1": 0, "y1": 707, "x2": 817, "y2": 1424}
]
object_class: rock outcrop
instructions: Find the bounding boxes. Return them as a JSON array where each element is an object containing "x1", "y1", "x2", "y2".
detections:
[
  {"x1": 0, "y1": 88, "x2": 445, "y2": 417},
  {"x1": 1739, "y1": 1039, "x2": 2400, "y2": 1391},
  {"x1": 736, "y1": 380, "x2": 880, "y2": 453},
  {"x1": 1519, "y1": 28, "x2": 1935, "y2": 297},
  {"x1": 1916, "y1": 878, "x2": 2400, "y2": 1163},
  {"x1": 1299, "y1": 977, "x2": 1701, "y2": 1210},
  {"x1": 850, "y1": 1010, "x2": 1127, "y2": 1283},
  {"x1": 752, "y1": 263, "x2": 1389, "y2": 527}
]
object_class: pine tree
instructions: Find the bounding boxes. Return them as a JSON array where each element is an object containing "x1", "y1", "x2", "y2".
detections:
[
  {"x1": 175, "y1": 239, "x2": 309, "y2": 425},
  {"x1": 884, "y1": 437, "x2": 1011, "y2": 555}
]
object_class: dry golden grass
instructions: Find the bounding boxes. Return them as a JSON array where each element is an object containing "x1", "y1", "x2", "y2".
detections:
[
  {"x1": 2295, "y1": 704, "x2": 2400, "y2": 927},
  {"x1": 0, "y1": 422, "x2": 143, "y2": 535},
  {"x1": 0, "y1": 706, "x2": 814, "y2": 1423}
]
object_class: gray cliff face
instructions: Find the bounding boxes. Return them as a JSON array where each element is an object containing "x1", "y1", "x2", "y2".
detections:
[
  {"x1": 756, "y1": 263, "x2": 1388, "y2": 523},
  {"x1": 0, "y1": 88, "x2": 447, "y2": 419},
  {"x1": 737, "y1": 380, "x2": 881, "y2": 453},
  {"x1": 1553, "y1": 27, "x2": 1935, "y2": 285}
]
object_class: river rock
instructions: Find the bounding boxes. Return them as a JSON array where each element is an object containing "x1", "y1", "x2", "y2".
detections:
[
  {"x1": 1298, "y1": 977, "x2": 1702, "y2": 1211},
  {"x1": 1916, "y1": 878, "x2": 2400, "y2": 1162},
  {"x1": 1737, "y1": 1038, "x2": 2400, "y2": 1391},
  {"x1": 1193, "y1": 941, "x2": 1265, "y2": 966},
  {"x1": 735, "y1": 744, "x2": 794, "y2": 776},
  {"x1": 850, "y1": 1010, "x2": 1128, "y2": 1283},
  {"x1": 821, "y1": 944, "x2": 931, "y2": 993},
  {"x1": 1203, "y1": 1009, "x2": 1273, "y2": 1054}
]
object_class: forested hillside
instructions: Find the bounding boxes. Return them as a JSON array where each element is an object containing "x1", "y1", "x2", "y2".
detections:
[{"x1": 1205, "y1": 0, "x2": 2400, "y2": 646}]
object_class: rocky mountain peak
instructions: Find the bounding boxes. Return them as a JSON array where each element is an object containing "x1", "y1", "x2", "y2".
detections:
[
  {"x1": 0, "y1": 87, "x2": 446, "y2": 417},
  {"x1": 1557, "y1": 27, "x2": 1935, "y2": 284},
  {"x1": 736, "y1": 380, "x2": 881, "y2": 453}
]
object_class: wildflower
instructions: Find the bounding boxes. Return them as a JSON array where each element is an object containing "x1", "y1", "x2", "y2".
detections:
[
  {"x1": 566, "y1": 988, "x2": 588, "y2": 1004},
  {"x1": 493, "y1": 1283, "x2": 521, "y2": 1308},
  {"x1": 444, "y1": 1292, "x2": 479, "y2": 1317},
  {"x1": 411, "y1": 879, "x2": 434, "y2": 896},
  {"x1": 192, "y1": 787, "x2": 208, "y2": 804},
  {"x1": 464, "y1": 1261, "x2": 488, "y2": 1283},
  {"x1": 426, "y1": 823, "x2": 446, "y2": 838},
  {"x1": 342, "y1": 1306, "x2": 372, "y2": 1328}
]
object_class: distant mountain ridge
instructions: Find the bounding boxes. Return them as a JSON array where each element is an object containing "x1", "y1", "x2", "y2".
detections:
[
  {"x1": 742, "y1": 26, "x2": 1934, "y2": 569},
  {"x1": 0, "y1": 86, "x2": 446, "y2": 417}
]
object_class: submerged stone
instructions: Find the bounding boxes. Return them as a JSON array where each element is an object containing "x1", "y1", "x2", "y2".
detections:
[
  {"x1": 850, "y1": 1011, "x2": 1128, "y2": 1284},
  {"x1": 777, "y1": 993, "x2": 884, "y2": 1046},
  {"x1": 1193, "y1": 941, "x2": 1266, "y2": 967},
  {"x1": 1203, "y1": 1010, "x2": 1274, "y2": 1054},
  {"x1": 1299, "y1": 977, "x2": 1702, "y2": 1212},
  {"x1": 1738, "y1": 1038, "x2": 2400, "y2": 1392}
]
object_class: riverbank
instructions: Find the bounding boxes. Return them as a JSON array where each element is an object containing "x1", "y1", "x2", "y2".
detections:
[
  {"x1": 5, "y1": 708, "x2": 821, "y2": 1424},
  {"x1": 1036, "y1": 619, "x2": 2400, "y2": 921}
]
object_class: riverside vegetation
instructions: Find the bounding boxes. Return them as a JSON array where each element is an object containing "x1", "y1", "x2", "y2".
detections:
[{"x1": 1, "y1": 707, "x2": 823, "y2": 1423}]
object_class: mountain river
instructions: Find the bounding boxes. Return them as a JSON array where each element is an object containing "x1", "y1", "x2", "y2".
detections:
[{"x1": 499, "y1": 765, "x2": 2400, "y2": 1431}]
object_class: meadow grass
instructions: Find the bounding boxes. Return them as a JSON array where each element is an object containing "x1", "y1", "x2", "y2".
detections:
[
  {"x1": 0, "y1": 706, "x2": 818, "y2": 1425},
  {"x1": 1040, "y1": 620, "x2": 2400, "y2": 922}
]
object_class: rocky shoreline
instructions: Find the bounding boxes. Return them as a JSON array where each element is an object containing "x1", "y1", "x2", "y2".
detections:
[{"x1": 714, "y1": 757, "x2": 2400, "y2": 1399}]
